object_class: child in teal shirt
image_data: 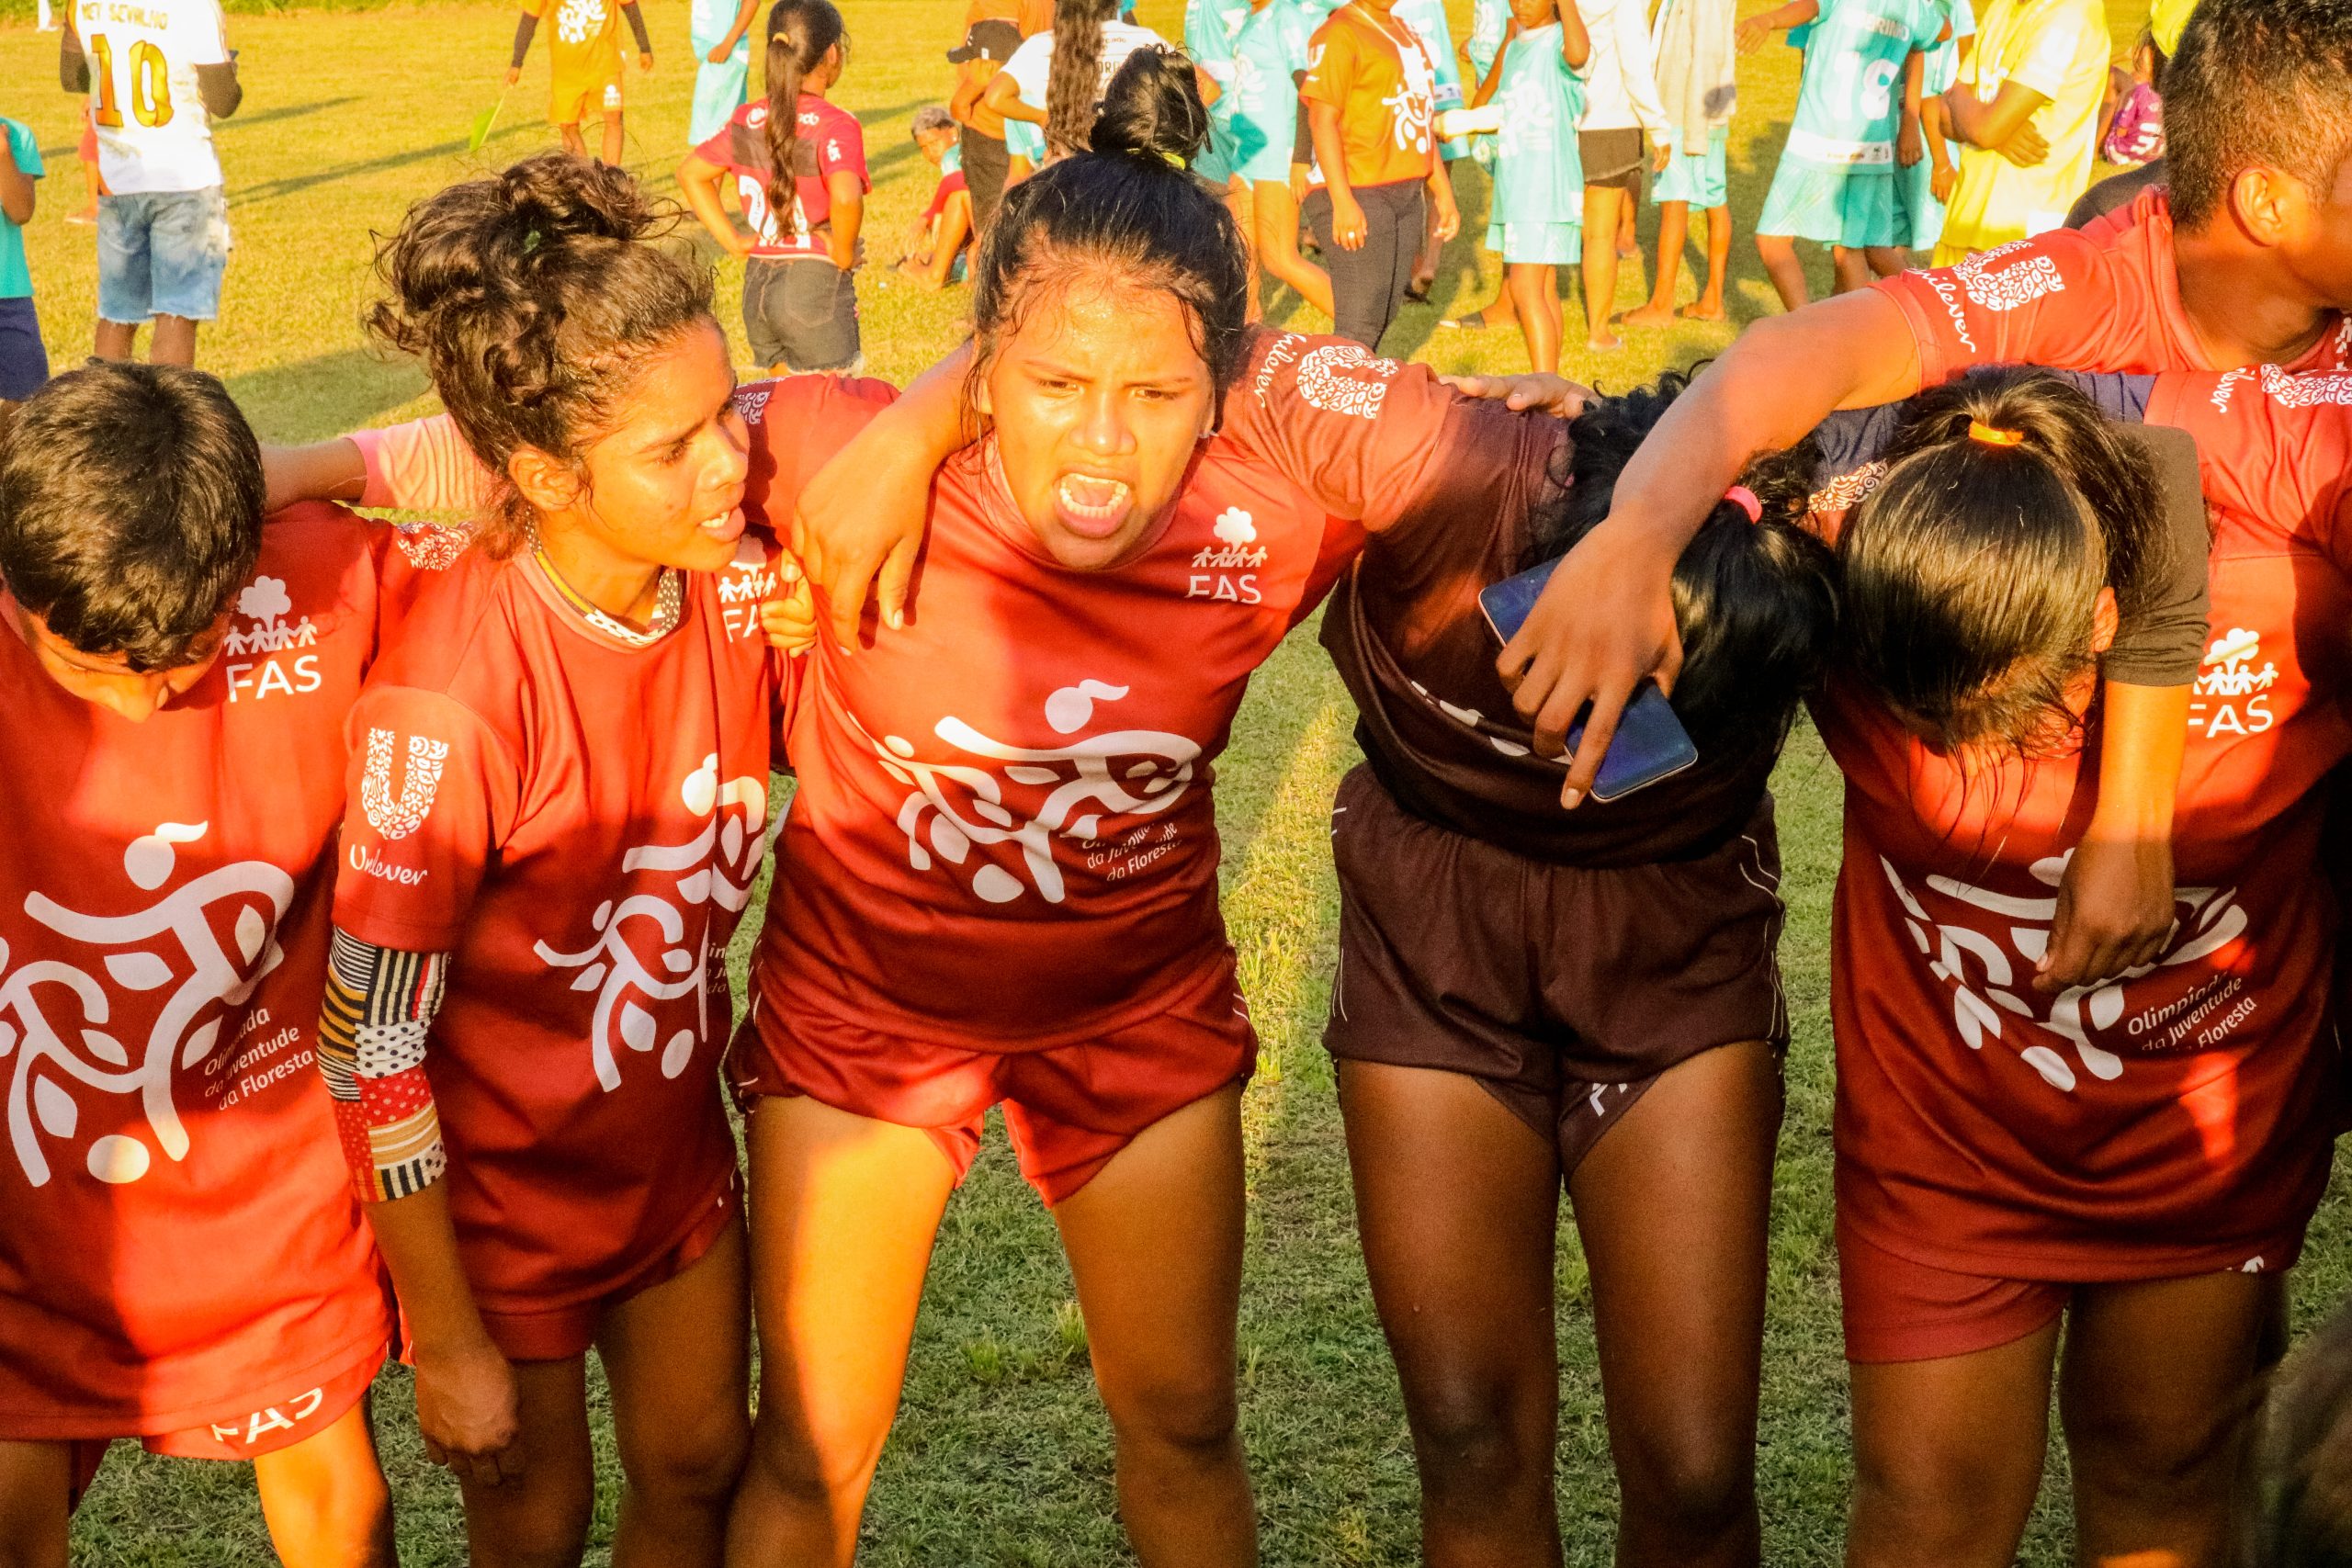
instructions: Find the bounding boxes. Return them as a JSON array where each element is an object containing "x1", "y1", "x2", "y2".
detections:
[
  {"x1": 689, "y1": 0, "x2": 761, "y2": 144},
  {"x1": 1472, "y1": 0, "x2": 1591, "y2": 373},
  {"x1": 0, "y1": 117, "x2": 45, "y2": 406},
  {"x1": 1746, "y1": 0, "x2": 1939, "y2": 308}
]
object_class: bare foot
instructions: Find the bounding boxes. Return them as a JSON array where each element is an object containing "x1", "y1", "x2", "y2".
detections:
[
  {"x1": 1678, "y1": 299, "x2": 1727, "y2": 321},
  {"x1": 1620, "y1": 301, "x2": 1678, "y2": 327}
]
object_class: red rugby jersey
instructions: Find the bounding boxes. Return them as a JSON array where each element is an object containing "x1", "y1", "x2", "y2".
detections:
[
  {"x1": 1873, "y1": 187, "x2": 2352, "y2": 383},
  {"x1": 330, "y1": 522, "x2": 788, "y2": 1317},
  {"x1": 0, "y1": 504, "x2": 397, "y2": 1438},
  {"x1": 1817, "y1": 367, "x2": 2352, "y2": 1279},
  {"x1": 745, "y1": 337, "x2": 1413, "y2": 1053}
]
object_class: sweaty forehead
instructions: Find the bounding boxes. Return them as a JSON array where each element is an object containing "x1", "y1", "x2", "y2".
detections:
[{"x1": 1000, "y1": 274, "x2": 1206, "y2": 378}]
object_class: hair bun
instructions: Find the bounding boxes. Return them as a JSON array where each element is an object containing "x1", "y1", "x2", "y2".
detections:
[
  {"x1": 1091, "y1": 46, "x2": 1210, "y2": 168},
  {"x1": 495, "y1": 152, "x2": 660, "y2": 252}
]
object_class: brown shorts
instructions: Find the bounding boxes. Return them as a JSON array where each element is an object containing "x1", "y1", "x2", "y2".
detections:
[
  {"x1": 1580, "y1": 129, "x2": 1645, "y2": 191},
  {"x1": 1324, "y1": 764, "x2": 1787, "y2": 1170}
]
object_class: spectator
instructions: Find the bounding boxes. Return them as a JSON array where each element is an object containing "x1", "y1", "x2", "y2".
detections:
[
  {"x1": 691, "y1": 0, "x2": 761, "y2": 143},
  {"x1": 1935, "y1": 0, "x2": 2109, "y2": 261},
  {"x1": 947, "y1": 0, "x2": 1046, "y2": 230},
  {"x1": 0, "y1": 111, "x2": 44, "y2": 412},
  {"x1": 1573, "y1": 0, "x2": 1669, "y2": 347},
  {"x1": 2099, "y1": 28, "x2": 2165, "y2": 168},
  {"x1": 1626, "y1": 0, "x2": 1738, "y2": 324},
  {"x1": 504, "y1": 0, "x2": 655, "y2": 168},
  {"x1": 900, "y1": 105, "x2": 973, "y2": 288},
  {"x1": 60, "y1": 0, "x2": 241, "y2": 367}
]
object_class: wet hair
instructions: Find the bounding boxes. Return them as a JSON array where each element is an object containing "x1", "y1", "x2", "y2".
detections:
[
  {"x1": 1045, "y1": 0, "x2": 1121, "y2": 155},
  {"x1": 366, "y1": 152, "x2": 717, "y2": 556},
  {"x1": 1521, "y1": 372, "x2": 1839, "y2": 765},
  {"x1": 763, "y1": 0, "x2": 849, "y2": 232},
  {"x1": 2242, "y1": 1296, "x2": 2352, "y2": 1567},
  {"x1": 2165, "y1": 0, "x2": 2352, "y2": 229},
  {"x1": 0, "y1": 361, "x2": 264, "y2": 670},
  {"x1": 1837, "y1": 368, "x2": 2165, "y2": 756},
  {"x1": 973, "y1": 49, "x2": 1249, "y2": 408}
]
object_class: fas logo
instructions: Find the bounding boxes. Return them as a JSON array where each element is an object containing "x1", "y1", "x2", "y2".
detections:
[
  {"x1": 1188, "y1": 507, "x2": 1268, "y2": 604},
  {"x1": 224, "y1": 577, "x2": 323, "y2": 704},
  {"x1": 2189, "y1": 626, "x2": 2278, "y2": 740}
]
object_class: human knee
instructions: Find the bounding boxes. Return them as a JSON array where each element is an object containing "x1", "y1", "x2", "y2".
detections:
[
  {"x1": 1615, "y1": 1417, "x2": 1754, "y2": 1540},
  {"x1": 473, "y1": 1495, "x2": 594, "y2": 1568},
  {"x1": 1103, "y1": 1371, "x2": 1240, "y2": 1461},
  {"x1": 1405, "y1": 1380, "x2": 1546, "y2": 1502},
  {"x1": 745, "y1": 1407, "x2": 881, "y2": 1506},
  {"x1": 2069, "y1": 1396, "x2": 2239, "y2": 1501},
  {"x1": 628, "y1": 1404, "x2": 751, "y2": 1509}
]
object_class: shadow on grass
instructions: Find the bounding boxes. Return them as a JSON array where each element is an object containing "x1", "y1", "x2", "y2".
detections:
[
  {"x1": 228, "y1": 118, "x2": 537, "y2": 207},
  {"x1": 224, "y1": 344, "x2": 431, "y2": 443}
]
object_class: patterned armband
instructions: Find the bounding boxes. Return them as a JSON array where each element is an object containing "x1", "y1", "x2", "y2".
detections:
[{"x1": 318, "y1": 928, "x2": 450, "y2": 1202}]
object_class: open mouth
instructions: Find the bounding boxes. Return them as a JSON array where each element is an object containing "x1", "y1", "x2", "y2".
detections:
[
  {"x1": 1053, "y1": 473, "x2": 1134, "y2": 539},
  {"x1": 696, "y1": 506, "x2": 748, "y2": 544}
]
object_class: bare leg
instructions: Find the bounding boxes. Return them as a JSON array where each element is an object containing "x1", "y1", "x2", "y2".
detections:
[
  {"x1": 1862, "y1": 245, "x2": 1908, "y2": 278},
  {"x1": 600, "y1": 1218, "x2": 752, "y2": 1568},
  {"x1": 455, "y1": 1358, "x2": 596, "y2": 1568},
  {"x1": 1755, "y1": 232, "x2": 1809, "y2": 312},
  {"x1": 601, "y1": 114, "x2": 625, "y2": 167},
  {"x1": 93, "y1": 319, "x2": 139, "y2": 362},
  {"x1": 252, "y1": 1397, "x2": 398, "y2": 1568},
  {"x1": 1624, "y1": 199, "x2": 1690, "y2": 326},
  {"x1": 1569, "y1": 1043, "x2": 1780, "y2": 1568},
  {"x1": 1687, "y1": 205, "x2": 1731, "y2": 318},
  {"x1": 1251, "y1": 180, "x2": 1334, "y2": 321},
  {"x1": 1339, "y1": 1059, "x2": 1566, "y2": 1567},
  {"x1": 1829, "y1": 246, "x2": 1877, "y2": 294},
  {"x1": 0, "y1": 1439, "x2": 70, "y2": 1568},
  {"x1": 919, "y1": 191, "x2": 972, "y2": 289},
  {"x1": 1616, "y1": 185, "x2": 1638, "y2": 255},
  {"x1": 148, "y1": 313, "x2": 198, "y2": 367},
  {"x1": 74, "y1": 156, "x2": 99, "y2": 220},
  {"x1": 1846, "y1": 1325, "x2": 2060, "y2": 1568},
  {"x1": 1055, "y1": 1085, "x2": 1256, "y2": 1567},
  {"x1": 1227, "y1": 178, "x2": 1261, "y2": 322},
  {"x1": 557, "y1": 124, "x2": 587, "y2": 159},
  {"x1": 2063, "y1": 1270, "x2": 2285, "y2": 1568},
  {"x1": 1506, "y1": 262, "x2": 1562, "y2": 374},
  {"x1": 1581, "y1": 186, "x2": 1623, "y2": 348},
  {"x1": 726, "y1": 1096, "x2": 956, "y2": 1568}
]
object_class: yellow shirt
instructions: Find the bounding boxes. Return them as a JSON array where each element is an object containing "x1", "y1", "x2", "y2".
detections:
[{"x1": 1935, "y1": 0, "x2": 2109, "y2": 261}]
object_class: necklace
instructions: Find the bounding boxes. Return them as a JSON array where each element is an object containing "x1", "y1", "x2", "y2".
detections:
[{"x1": 525, "y1": 525, "x2": 684, "y2": 648}]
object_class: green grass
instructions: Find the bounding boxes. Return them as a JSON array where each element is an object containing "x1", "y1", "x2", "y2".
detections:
[{"x1": 2, "y1": 0, "x2": 2344, "y2": 1561}]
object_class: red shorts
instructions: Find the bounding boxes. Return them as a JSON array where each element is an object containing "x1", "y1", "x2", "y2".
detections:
[
  {"x1": 1837, "y1": 1221, "x2": 2300, "y2": 1364},
  {"x1": 731, "y1": 966, "x2": 1257, "y2": 1205},
  {"x1": 475, "y1": 1185, "x2": 741, "y2": 1362},
  {"x1": 67, "y1": 1348, "x2": 382, "y2": 1507}
]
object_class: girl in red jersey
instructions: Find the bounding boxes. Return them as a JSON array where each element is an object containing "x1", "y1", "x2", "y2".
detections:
[
  {"x1": 0, "y1": 366, "x2": 399, "y2": 1566},
  {"x1": 676, "y1": 0, "x2": 869, "y2": 375},
  {"x1": 312, "y1": 155, "x2": 784, "y2": 1568}
]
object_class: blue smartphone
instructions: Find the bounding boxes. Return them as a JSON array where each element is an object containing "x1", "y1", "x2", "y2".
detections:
[{"x1": 1476, "y1": 556, "x2": 1701, "y2": 803}]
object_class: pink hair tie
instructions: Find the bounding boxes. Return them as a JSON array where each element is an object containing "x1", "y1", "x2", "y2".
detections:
[{"x1": 1724, "y1": 485, "x2": 1763, "y2": 523}]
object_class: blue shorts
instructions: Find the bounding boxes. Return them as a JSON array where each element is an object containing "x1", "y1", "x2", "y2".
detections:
[
  {"x1": 1898, "y1": 153, "x2": 1944, "y2": 252},
  {"x1": 97, "y1": 186, "x2": 230, "y2": 324},
  {"x1": 1498, "y1": 219, "x2": 1581, "y2": 265},
  {"x1": 1755, "y1": 157, "x2": 1905, "y2": 249},
  {"x1": 0, "y1": 295, "x2": 47, "y2": 401},
  {"x1": 1655, "y1": 126, "x2": 1728, "y2": 209}
]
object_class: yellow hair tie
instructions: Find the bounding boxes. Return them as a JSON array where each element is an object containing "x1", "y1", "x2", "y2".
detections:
[
  {"x1": 1162, "y1": 149, "x2": 1188, "y2": 169},
  {"x1": 1968, "y1": 419, "x2": 2025, "y2": 446}
]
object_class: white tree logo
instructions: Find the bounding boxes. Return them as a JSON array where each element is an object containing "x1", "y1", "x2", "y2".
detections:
[
  {"x1": 359, "y1": 729, "x2": 451, "y2": 841},
  {"x1": 0, "y1": 823, "x2": 292, "y2": 1187},
  {"x1": 223, "y1": 577, "x2": 318, "y2": 657},
  {"x1": 555, "y1": 0, "x2": 606, "y2": 46},
  {"x1": 532, "y1": 755, "x2": 777, "y2": 1091}
]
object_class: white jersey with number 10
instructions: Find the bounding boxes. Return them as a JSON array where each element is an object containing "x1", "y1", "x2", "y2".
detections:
[{"x1": 75, "y1": 0, "x2": 229, "y2": 193}]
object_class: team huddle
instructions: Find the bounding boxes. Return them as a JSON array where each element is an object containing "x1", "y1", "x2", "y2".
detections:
[{"x1": 4, "y1": 0, "x2": 2352, "y2": 1563}]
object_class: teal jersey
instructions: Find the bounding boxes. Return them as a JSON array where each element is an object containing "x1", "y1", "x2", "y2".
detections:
[
  {"x1": 1186, "y1": 0, "x2": 1254, "y2": 74},
  {"x1": 1490, "y1": 23, "x2": 1586, "y2": 226},
  {"x1": 1783, "y1": 0, "x2": 1940, "y2": 163},
  {"x1": 0, "y1": 120, "x2": 43, "y2": 301},
  {"x1": 1006, "y1": 117, "x2": 1046, "y2": 162},
  {"x1": 1921, "y1": 0, "x2": 1973, "y2": 96},
  {"x1": 690, "y1": 0, "x2": 748, "y2": 55},
  {"x1": 943, "y1": 141, "x2": 963, "y2": 175},
  {"x1": 1465, "y1": 0, "x2": 1510, "y2": 82},
  {"x1": 1228, "y1": 0, "x2": 1313, "y2": 182},
  {"x1": 1392, "y1": 0, "x2": 1470, "y2": 155}
]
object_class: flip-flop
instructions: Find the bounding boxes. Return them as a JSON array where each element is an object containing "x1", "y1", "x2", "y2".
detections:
[
  {"x1": 1404, "y1": 280, "x2": 1434, "y2": 303},
  {"x1": 1437, "y1": 313, "x2": 1487, "y2": 330}
]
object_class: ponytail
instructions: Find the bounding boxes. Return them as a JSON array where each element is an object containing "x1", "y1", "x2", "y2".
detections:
[
  {"x1": 1045, "y1": 0, "x2": 1118, "y2": 155},
  {"x1": 1523, "y1": 372, "x2": 1838, "y2": 764},
  {"x1": 1838, "y1": 367, "x2": 2165, "y2": 755},
  {"x1": 762, "y1": 0, "x2": 848, "y2": 232}
]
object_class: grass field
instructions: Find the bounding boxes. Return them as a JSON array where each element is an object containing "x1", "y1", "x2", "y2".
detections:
[{"x1": 4, "y1": 0, "x2": 2348, "y2": 1562}]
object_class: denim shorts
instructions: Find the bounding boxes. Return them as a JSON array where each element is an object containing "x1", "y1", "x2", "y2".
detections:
[
  {"x1": 0, "y1": 295, "x2": 47, "y2": 401},
  {"x1": 742, "y1": 255, "x2": 860, "y2": 373},
  {"x1": 97, "y1": 186, "x2": 231, "y2": 324}
]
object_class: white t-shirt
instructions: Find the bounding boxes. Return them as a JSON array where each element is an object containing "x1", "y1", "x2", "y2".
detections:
[
  {"x1": 1002, "y1": 20, "x2": 1172, "y2": 119},
  {"x1": 1577, "y1": 0, "x2": 1670, "y2": 134},
  {"x1": 75, "y1": 0, "x2": 229, "y2": 194}
]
